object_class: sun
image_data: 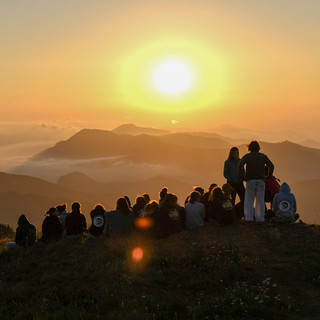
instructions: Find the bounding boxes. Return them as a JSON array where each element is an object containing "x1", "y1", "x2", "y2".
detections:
[{"x1": 151, "y1": 59, "x2": 193, "y2": 95}]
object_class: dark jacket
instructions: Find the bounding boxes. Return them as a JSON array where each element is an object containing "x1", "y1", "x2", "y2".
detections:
[
  {"x1": 224, "y1": 158, "x2": 243, "y2": 184},
  {"x1": 89, "y1": 211, "x2": 105, "y2": 237},
  {"x1": 208, "y1": 195, "x2": 235, "y2": 225},
  {"x1": 41, "y1": 215, "x2": 63, "y2": 242},
  {"x1": 65, "y1": 211, "x2": 87, "y2": 236},
  {"x1": 15, "y1": 214, "x2": 36, "y2": 247},
  {"x1": 238, "y1": 151, "x2": 274, "y2": 181}
]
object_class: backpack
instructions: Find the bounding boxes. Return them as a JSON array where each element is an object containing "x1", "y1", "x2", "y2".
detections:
[
  {"x1": 218, "y1": 199, "x2": 235, "y2": 226},
  {"x1": 265, "y1": 176, "x2": 280, "y2": 203}
]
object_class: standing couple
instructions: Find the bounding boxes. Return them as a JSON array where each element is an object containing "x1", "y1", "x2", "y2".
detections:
[{"x1": 224, "y1": 141, "x2": 274, "y2": 223}]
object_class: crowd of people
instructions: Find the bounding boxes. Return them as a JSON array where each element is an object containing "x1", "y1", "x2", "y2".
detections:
[{"x1": 6, "y1": 141, "x2": 299, "y2": 249}]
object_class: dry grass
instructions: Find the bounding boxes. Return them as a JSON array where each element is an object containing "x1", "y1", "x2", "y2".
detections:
[{"x1": 0, "y1": 220, "x2": 319, "y2": 319}]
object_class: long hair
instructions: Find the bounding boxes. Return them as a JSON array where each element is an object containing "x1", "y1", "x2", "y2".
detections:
[
  {"x1": 116, "y1": 197, "x2": 131, "y2": 215},
  {"x1": 228, "y1": 147, "x2": 239, "y2": 160},
  {"x1": 208, "y1": 186, "x2": 224, "y2": 202},
  {"x1": 91, "y1": 204, "x2": 106, "y2": 216}
]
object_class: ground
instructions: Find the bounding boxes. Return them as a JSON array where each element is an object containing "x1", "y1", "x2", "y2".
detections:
[{"x1": 0, "y1": 220, "x2": 319, "y2": 320}]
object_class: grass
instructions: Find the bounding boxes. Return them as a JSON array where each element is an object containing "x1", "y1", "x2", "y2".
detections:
[{"x1": 0, "y1": 220, "x2": 319, "y2": 320}]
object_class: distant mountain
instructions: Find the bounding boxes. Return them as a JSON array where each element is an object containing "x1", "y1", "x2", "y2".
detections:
[
  {"x1": 58, "y1": 171, "x2": 193, "y2": 201},
  {"x1": 211, "y1": 124, "x2": 318, "y2": 145},
  {"x1": 112, "y1": 123, "x2": 170, "y2": 136},
  {"x1": 11, "y1": 129, "x2": 320, "y2": 187},
  {"x1": 299, "y1": 139, "x2": 320, "y2": 149},
  {"x1": 0, "y1": 172, "x2": 116, "y2": 228},
  {"x1": 157, "y1": 133, "x2": 233, "y2": 149}
]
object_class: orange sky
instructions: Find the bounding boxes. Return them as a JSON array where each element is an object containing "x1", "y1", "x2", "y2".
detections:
[{"x1": 1, "y1": 0, "x2": 319, "y2": 138}]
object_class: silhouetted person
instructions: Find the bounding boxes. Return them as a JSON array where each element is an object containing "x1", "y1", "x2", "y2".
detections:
[
  {"x1": 105, "y1": 197, "x2": 134, "y2": 236},
  {"x1": 185, "y1": 191, "x2": 205, "y2": 230},
  {"x1": 6, "y1": 214, "x2": 36, "y2": 249},
  {"x1": 124, "y1": 196, "x2": 132, "y2": 209},
  {"x1": 238, "y1": 141, "x2": 274, "y2": 222},
  {"x1": 65, "y1": 202, "x2": 87, "y2": 237},
  {"x1": 203, "y1": 183, "x2": 217, "y2": 220},
  {"x1": 142, "y1": 193, "x2": 151, "y2": 203},
  {"x1": 224, "y1": 147, "x2": 245, "y2": 206},
  {"x1": 208, "y1": 187, "x2": 235, "y2": 226},
  {"x1": 89, "y1": 204, "x2": 106, "y2": 237},
  {"x1": 41, "y1": 207, "x2": 63, "y2": 242},
  {"x1": 159, "y1": 187, "x2": 168, "y2": 206},
  {"x1": 185, "y1": 186, "x2": 205, "y2": 204},
  {"x1": 159, "y1": 193, "x2": 185, "y2": 235},
  {"x1": 132, "y1": 196, "x2": 148, "y2": 218}
]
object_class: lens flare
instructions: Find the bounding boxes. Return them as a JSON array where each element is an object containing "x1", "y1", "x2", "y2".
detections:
[
  {"x1": 134, "y1": 217, "x2": 153, "y2": 230},
  {"x1": 132, "y1": 247, "x2": 144, "y2": 262}
]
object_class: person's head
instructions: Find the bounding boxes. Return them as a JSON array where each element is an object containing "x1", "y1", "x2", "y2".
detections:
[
  {"x1": 209, "y1": 186, "x2": 224, "y2": 201},
  {"x1": 194, "y1": 186, "x2": 204, "y2": 195},
  {"x1": 124, "y1": 196, "x2": 132, "y2": 208},
  {"x1": 159, "y1": 187, "x2": 168, "y2": 200},
  {"x1": 142, "y1": 193, "x2": 151, "y2": 203},
  {"x1": 116, "y1": 197, "x2": 131, "y2": 215},
  {"x1": 208, "y1": 183, "x2": 217, "y2": 192},
  {"x1": 222, "y1": 183, "x2": 234, "y2": 198},
  {"x1": 163, "y1": 193, "x2": 178, "y2": 208},
  {"x1": 228, "y1": 147, "x2": 240, "y2": 160},
  {"x1": 135, "y1": 196, "x2": 148, "y2": 209},
  {"x1": 145, "y1": 201, "x2": 159, "y2": 216},
  {"x1": 56, "y1": 203, "x2": 67, "y2": 215},
  {"x1": 248, "y1": 141, "x2": 260, "y2": 152},
  {"x1": 92, "y1": 204, "x2": 106, "y2": 215},
  {"x1": 18, "y1": 214, "x2": 30, "y2": 226},
  {"x1": 280, "y1": 182, "x2": 291, "y2": 193},
  {"x1": 71, "y1": 202, "x2": 81, "y2": 213},
  {"x1": 46, "y1": 207, "x2": 58, "y2": 217},
  {"x1": 190, "y1": 191, "x2": 201, "y2": 203}
]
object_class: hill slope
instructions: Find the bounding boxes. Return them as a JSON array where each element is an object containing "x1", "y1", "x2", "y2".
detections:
[{"x1": 0, "y1": 221, "x2": 319, "y2": 319}]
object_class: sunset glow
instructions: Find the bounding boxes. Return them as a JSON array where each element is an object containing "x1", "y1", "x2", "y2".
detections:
[
  {"x1": 151, "y1": 59, "x2": 193, "y2": 95},
  {"x1": 0, "y1": 0, "x2": 319, "y2": 135}
]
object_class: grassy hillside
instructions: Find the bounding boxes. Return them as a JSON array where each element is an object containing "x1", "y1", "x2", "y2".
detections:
[{"x1": 0, "y1": 221, "x2": 319, "y2": 320}]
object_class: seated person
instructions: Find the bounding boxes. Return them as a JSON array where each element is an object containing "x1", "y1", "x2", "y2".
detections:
[
  {"x1": 270, "y1": 182, "x2": 299, "y2": 223},
  {"x1": 185, "y1": 191, "x2": 205, "y2": 230},
  {"x1": 89, "y1": 204, "x2": 106, "y2": 237},
  {"x1": 105, "y1": 198, "x2": 134, "y2": 236},
  {"x1": 41, "y1": 207, "x2": 63, "y2": 242},
  {"x1": 65, "y1": 202, "x2": 87, "y2": 237},
  {"x1": 208, "y1": 187, "x2": 235, "y2": 226},
  {"x1": 159, "y1": 193, "x2": 185, "y2": 234},
  {"x1": 6, "y1": 214, "x2": 36, "y2": 249}
]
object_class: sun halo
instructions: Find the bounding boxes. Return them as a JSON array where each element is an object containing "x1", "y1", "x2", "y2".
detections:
[{"x1": 151, "y1": 59, "x2": 193, "y2": 95}]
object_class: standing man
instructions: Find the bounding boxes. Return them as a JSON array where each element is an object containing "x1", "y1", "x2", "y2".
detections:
[{"x1": 238, "y1": 141, "x2": 274, "y2": 222}]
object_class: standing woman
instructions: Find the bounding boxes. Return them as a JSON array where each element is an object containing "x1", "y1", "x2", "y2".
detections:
[{"x1": 223, "y1": 147, "x2": 245, "y2": 206}]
